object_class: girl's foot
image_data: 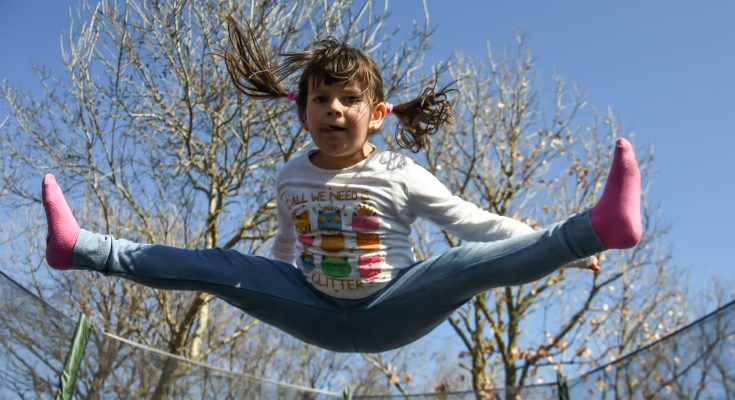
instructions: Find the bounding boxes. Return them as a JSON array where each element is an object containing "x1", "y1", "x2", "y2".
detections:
[
  {"x1": 590, "y1": 138, "x2": 642, "y2": 249},
  {"x1": 42, "y1": 174, "x2": 80, "y2": 269}
]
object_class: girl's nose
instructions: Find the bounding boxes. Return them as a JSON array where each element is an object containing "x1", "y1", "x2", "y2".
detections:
[{"x1": 327, "y1": 98, "x2": 344, "y2": 116}]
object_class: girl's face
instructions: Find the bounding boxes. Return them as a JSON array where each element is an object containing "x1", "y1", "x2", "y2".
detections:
[{"x1": 301, "y1": 79, "x2": 386, "y2": 169}]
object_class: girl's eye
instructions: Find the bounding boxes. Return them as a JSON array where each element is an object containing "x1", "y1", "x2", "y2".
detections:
[
  {"x1": 313, "y1": 96, "x2": 327, "y2": 103},
  {"x1": 345, "y1": 96, "x2": 360, "y2": 104}
]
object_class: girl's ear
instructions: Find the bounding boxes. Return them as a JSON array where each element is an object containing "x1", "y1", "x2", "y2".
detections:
[{"x1": 368, "y1": 103, "x2": 387, "y2": 133}]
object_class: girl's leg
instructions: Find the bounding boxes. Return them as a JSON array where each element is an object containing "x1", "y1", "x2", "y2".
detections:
[
  {"x1": 73, "y1": 230, "x2": 357, "y2": 351},
  {"x1": 349, "y1": 212, "x2": 603, "y2": 352},
  {"x1": 590, "y1": 138, "x2": 642, "y2": 249},
  {"x1": 348, "y1": 138, "x2": 642, "y2": 352},
  {"x1": 42, "y1": 175, "x2": 80, "y2": 269},
  {"x1": 42, "y1": 175, "x2": 355, "y2": 352}
]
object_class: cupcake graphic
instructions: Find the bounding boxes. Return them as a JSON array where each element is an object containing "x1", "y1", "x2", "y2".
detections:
[
  {"x1": 321, "y1": 256, "x2": 352, "y2": 277},
  {"x1": 358, "y1": 253, "x2": 384, "y2": 282},
  {"x1": 300, "y1": 252, "x2": 315, "y2": 271},
  {"x1": 293, "y1": 209, "x2": 311, "y2": 233},
  {"x1": 356, "y1": 233, "x2": 380, "y2": 250},
  {"x1": 298, "y1": 235, "x2": 314, "y2": 247},
  {"x1": 317, "y1": 205, "x2": 342, "y2": 231},
  {"x1": 320, "y1": 233, "x2": 345, "y2": 251},
  {"x1": 352, "y1": 204, "x2": 379, "y2": 232}
]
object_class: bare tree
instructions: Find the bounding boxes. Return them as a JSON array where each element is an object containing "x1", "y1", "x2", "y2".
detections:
[
  {"x1": 399, "y1": 37, "x2": 686, "y2": 397},
  {"x1": 565, "y1": 287, "x2": 735, "y2": 399},
  {"x1": 0, "y1": 0, "x2": 432, "y2": 397},
  {"x1": 0, "y1": 0, "x2": 695, "y2": 398}
]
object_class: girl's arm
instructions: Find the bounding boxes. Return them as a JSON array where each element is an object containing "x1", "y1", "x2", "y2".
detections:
[
  {"x1": 271, "y1": 201, "x2": 297, "y2": 265},
  {"x1": 404, "y1": 160, "x2": 535, "y2": 242},
  {"x1": 271, "y1": 182, "x2": 298, "y2": 265},
  {"x1": 404, "y1": 160, "x2": 598, "y2": 270}
]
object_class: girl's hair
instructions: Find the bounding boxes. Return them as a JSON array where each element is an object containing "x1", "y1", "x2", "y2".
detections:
[{"x1": 222, "y1": 17, "x2": 456, "y2": 152}]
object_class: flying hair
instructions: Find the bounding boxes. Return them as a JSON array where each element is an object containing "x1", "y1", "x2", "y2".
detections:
[{"x1": 221, "y1": 16, "x2": 456, "y2": 152}]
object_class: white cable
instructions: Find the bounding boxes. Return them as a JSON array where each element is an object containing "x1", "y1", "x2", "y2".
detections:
[{"x1": 102, "y1": 331, "x2": 341, "y2": 397}]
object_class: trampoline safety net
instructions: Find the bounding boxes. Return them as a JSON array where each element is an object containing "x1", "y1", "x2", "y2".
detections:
[{"x1": 1, "y1": 270, "x2": 733, "y2": 399}]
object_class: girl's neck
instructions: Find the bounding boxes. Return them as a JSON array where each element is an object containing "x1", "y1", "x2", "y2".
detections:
[{"x1": 310, "y1": 143, "x2": 376, "y2": 170}]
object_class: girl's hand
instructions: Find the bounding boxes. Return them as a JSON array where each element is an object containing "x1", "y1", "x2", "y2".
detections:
[{"x1": 587, "y1": 255, "x2": 600, "y2": 272}]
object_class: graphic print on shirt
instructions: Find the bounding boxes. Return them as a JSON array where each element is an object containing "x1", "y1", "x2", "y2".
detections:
[
  {"x1": 358, "y1": 253, "x2": 385, "y2": 282},
  {"x1": 317, "y1": 205, "x2": 342, "y2": 231},
  {"x1": 293, "y1": 207, "x2": 316, "y2": 267},
  {"x1": 356, "y1": 233, "x2": 379, "y2": 250},
  {"x1": 301, "y1": 251, "x2": 315, "y2": 271},
  {"x1": 285, "y1": 186, "x2": 388, "y2": 289},
  {"x1": 319, "y1": 205, "x2": 346, "y2": 254},
  {"x1": 352, "y1": 204, "x2": 379, "y2": 232},
  {"x1": 293, "y1": 208, "x2": 311, "y2": 233},
  {"x1": 321, "y1": 233, "x2": 345, "y2": 252},
  {"x1": 352, "y1": 203, "x2": 380, "y2": 250},
  {"x1": 321, "y1": 255, "x2": 352, "y2": 277},
  {"x1": 298, "y1": 235, "x2": 314, "y2": 247}
]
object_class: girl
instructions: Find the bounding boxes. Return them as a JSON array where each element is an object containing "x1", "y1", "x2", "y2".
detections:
[{"x1": 42, "y1": 19, "x2": 641, "y2": 353}]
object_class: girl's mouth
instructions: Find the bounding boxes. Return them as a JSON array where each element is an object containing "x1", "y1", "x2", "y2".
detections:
[{"x1": 326, "y1": 125, "x2": 346, "y2": 133}]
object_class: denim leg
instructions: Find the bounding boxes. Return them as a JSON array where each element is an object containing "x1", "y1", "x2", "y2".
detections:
[
  {"x1": 347, "y1": 211, "x2": 605, "y2": 353},
  {"x1": 72, "y1": 230, "x2": 355, "y2": 351}
]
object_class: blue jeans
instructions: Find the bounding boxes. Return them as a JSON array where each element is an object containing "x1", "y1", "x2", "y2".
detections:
[{"x1": 73, "y1": 211, "x2": 604, "y2": 353}]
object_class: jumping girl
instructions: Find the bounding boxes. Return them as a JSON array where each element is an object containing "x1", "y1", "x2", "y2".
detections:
[{"x1": 41, "y1": 18, "x2": 641, "y2": 353}]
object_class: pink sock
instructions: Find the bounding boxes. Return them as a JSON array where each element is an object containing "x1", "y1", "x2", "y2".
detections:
[
  {"x1": 43, "y1": 174, "x2": 80, "y2": 269},
  {"x1": 590, "y1": 138, "x2": 642, "y2": 249}
]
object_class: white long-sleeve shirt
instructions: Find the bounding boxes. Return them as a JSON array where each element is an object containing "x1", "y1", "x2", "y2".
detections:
[{"x1": 271, "y1": 149, "x2": 543, "y2": 299}]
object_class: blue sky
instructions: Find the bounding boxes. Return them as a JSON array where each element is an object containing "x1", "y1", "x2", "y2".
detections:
[
  {"x1": 387, "y1": 0, "x2": 735, "y2": 296},
  {"x1": 1, "y1": 0, "x2": 733, "y2": 296}
]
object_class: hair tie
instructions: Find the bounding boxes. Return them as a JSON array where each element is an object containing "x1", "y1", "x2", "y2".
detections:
[
  {"x1": 385, "y1": 102, "x2": 394, "y2": 114},
  {"x1": 287, "y1": 92, "x2": 298, "y2": 102}
]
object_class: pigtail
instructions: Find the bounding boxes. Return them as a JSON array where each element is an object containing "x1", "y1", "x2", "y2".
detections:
[
  {"x1": 222, "y1": 16, "x2": 289, "y2": 99},
  {"x1": 221, "y1": 16, "x2": 456, "y2": 151},
  {"x1": 392, "y1": 83, "x2": 457, "y2": 152}
]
